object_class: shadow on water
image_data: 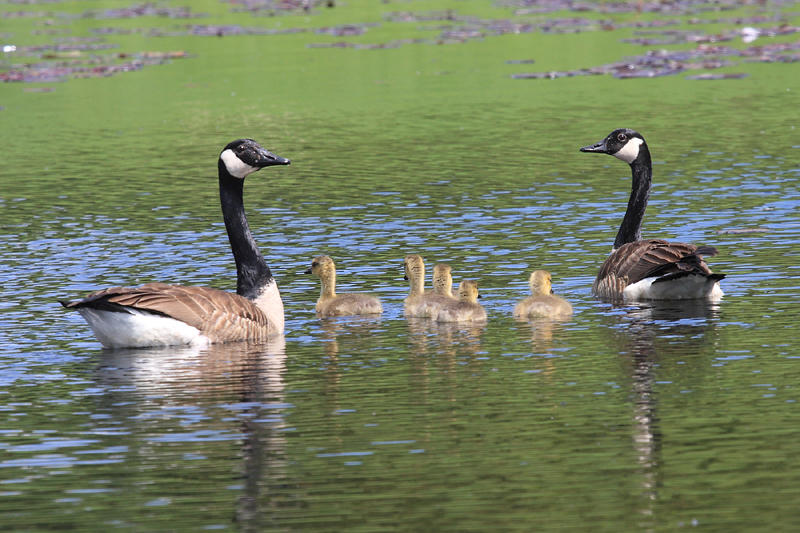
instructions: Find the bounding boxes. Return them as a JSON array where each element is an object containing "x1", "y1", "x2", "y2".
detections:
[{"x1": 600, "y1": 299, "x2": 722, "y2": 527}]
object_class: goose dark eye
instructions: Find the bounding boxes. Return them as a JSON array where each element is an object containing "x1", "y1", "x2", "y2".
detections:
[
  {"x1": 312, "y1": 262, "x2": 318, "y2": 268},
  {"x1": 617, "y1": 133, "x2": 627, "y2": 142}
]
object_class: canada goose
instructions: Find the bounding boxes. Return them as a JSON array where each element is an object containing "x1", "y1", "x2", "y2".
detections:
[
  {"x1": 61, "y1": 138, "x2": 290, "y2": 348},
  {"x1": 403, "y1": 254, "x2": 453, "y2": 318},
  {"x1": 432, "y1": 263, "x2": 456, "y2": 299},
  {"x1": 580, "y1": 128, "x2": 725, "y2": 300},
  {"x1": 305, "y1": 255, "x2": 383, "y2": 317},
  {"x1": 513, "y1": 270, "x2": 573, "y2": 319},
  {"x1": 436, "y1": 280, "x2": 487, "y2": 323}
]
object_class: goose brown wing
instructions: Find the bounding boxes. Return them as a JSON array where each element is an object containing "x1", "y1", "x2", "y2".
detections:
[
  {"x1": 597, "y1": 239, "x2": 718, "y2": 287},
  {"x1": 62, "y1": 284, "x2": 275, "y2": 342}
]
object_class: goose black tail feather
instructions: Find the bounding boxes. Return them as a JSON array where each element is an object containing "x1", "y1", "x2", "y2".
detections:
[
  {"x1": 60, "y1": 298, "x2": 163, "y2": 315},
  {"x1": 652, "y1": 272, "x2": 691, "y2": 284},
  {"x1": 652, "y1": 272, "x2": 726, "y2": 284}
]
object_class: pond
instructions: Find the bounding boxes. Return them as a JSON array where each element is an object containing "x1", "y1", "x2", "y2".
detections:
[{"x1": 1, "y1": 0, "x2": 800, "y2": 530}]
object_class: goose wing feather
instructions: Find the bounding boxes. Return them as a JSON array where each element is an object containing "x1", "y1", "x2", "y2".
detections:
[
  {"x1": 595, "y1": 239, "x2": 719, "y2": 296},
  {"x1": 62, "y1": 284, "x2": 275, "y2": 342}
]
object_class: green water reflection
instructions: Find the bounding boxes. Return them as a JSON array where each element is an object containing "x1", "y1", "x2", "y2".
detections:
[{"x1": 1, "y1": 0, "x2": 800, "y2": 531}]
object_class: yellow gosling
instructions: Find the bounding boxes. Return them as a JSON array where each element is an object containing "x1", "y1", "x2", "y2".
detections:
[
  {"x1": 403, "y1": 254, "x2": 453, "y2": 318},
  {"x1": 306, "y1": 255, "x2": 382, "y2": 317},
  {"x1": 432, "y1": 263, "x2": 456, "y2": 299},
  {"x1": 513, "y1": 270, "x2": 573, "y2": 319},
  {"x1": 436, "y1": 280, "x2": 487, "y2": 323}
]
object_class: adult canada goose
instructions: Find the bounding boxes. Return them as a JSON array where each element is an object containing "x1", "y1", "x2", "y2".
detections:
[
  {"x1": 580, "y1": 128, "x2": 725, "y2": 300},
  {"x1": 305, "y1": 255, "x2": 383, "y2": 317},
  {"x1": 436, "y1": 280, "x2": 487, "y2": 323},
  {"x1": 61, "y1": 138, "x2": 290, "y2": 348},
  {"x1": 403, "y1": 254, "x2": 453, "y2": 318},
  {"x1": 432, "y1": 263, "x2": 456, "y2": 299},
  {"x1": 513, "y1": 270, "x2": 573, "y2": 319}
]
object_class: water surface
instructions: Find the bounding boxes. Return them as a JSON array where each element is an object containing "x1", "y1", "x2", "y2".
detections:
[{"x1": 2, "y1": 0, "x2": 800, "y2": 530}]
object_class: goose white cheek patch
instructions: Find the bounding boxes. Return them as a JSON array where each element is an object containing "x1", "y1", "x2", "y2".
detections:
[
  {"x1": 612, "y1": 137, "x2": 644, "y2": 164},
  {"x1": 221, "y1": 149, "x2": 259, "y2": 178}
]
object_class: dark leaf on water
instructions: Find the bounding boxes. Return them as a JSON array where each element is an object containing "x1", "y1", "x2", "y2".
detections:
[{"x1": 685, "y1": 72, "x2": 749, "y2": 80}]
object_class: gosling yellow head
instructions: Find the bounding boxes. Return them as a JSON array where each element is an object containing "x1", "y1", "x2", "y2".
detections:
[
  {"x1": 432, "y1": 263, "x2": 454, "y2": 298},
  {"x1": 529, "y1": 270, "x2": 553, "y2": 296}
]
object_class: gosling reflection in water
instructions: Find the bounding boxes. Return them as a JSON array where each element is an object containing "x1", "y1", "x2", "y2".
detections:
[
  {"x1": 314, "y1": 316, "x2": 388, "y2": 426},
  {"x1": 406, "y1": 316, "x2": 485, "y2": 363},
  {"x1": 315, "y1": 315, "x2": 385, "y2": 361},
  {"x1": 516, "y1": 316, "x2": 570, "y2": 352}
]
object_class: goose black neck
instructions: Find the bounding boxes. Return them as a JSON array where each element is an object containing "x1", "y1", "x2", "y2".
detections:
[
  {"x1": 614, "y1": 146, "x2": 652, "y2": 249},
  {"x1": 219, "y1": 165, "x2": 272, "y2": 299}
]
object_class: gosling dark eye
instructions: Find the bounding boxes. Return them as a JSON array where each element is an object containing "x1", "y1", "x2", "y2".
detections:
[
  {"x1": 312, "y1": 262, "x2": 318, "y2": 268},
  {"x1": 617, "y1": 133, "x2": 627, "y2": 142}
]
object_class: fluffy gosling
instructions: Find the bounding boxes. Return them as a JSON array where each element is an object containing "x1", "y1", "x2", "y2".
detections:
[
  {"x1": 306, "y1": 255, "x2": 382, "y2": 317},
  {"x1": 513, "y1": 270, "x2": 573, "y2": 319},
  {"x1": 432, "y1": 263, "x2": 456, "y2": 299},
  {"x1": 403, "y1": 254, "x2": 453, "y2": 318},
  {"x1": 436, "y1": 280, "x2": 487, "y2": 323}
]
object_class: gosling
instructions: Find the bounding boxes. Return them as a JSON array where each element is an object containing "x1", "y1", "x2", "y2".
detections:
[
  {"x1": 403, "y1": 254, "x2": 453, "y2": 318},
  {"x1": 436, "y1": 280, "x2": 487, "y2": 323},
  {"x1": 306, "y1": 255, "x2": 382, "y2": 317},
  {"x1": 432, "y1": 263, "x2": 456, "y2": 299},
  {"x1": 513, "y1": 270, "x2": 573, "y2": 319}
]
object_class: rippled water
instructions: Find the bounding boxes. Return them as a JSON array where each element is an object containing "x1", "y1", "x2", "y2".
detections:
[{"x1": 2, "y1": 0, "x2": 800, "y2": 530}]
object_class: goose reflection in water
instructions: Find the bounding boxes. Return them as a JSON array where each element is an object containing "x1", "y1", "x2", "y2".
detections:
[
  {"x1": 602, "y1": 300, "x2": 722, "y2": 525},
  {"x1": 98, "y1": 337, "x2": 287, "y2": 396},
  {"x1": 94, "y1": 338, "x2": 288, "y2": 529}
]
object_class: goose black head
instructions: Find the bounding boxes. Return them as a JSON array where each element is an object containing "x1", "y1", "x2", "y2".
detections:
[
  {"x1": 580, "y1": 128, "x2": 646, "y2": 165},
  {"x1": 219, "y1": 138, "x2": 290, "y2": 179}
]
